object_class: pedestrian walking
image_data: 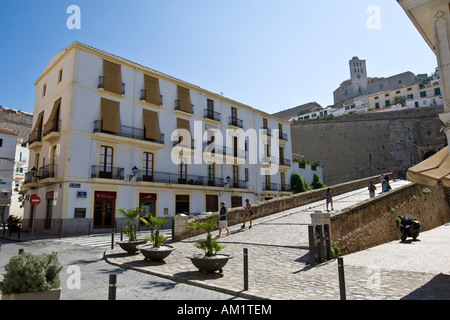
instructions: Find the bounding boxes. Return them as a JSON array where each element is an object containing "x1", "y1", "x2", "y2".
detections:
[
  {"x1": 368, "y1": 181, "x2": 376, "y2": 198},
  {"x1": 241, "y1": 199, "x2": 253, "y2": 229},
  {"x1": 326, "y1": 188, "x2": 334, "y2": 212},
  {"x1": 218, "y1": 201, "x2": 230, "y2": 237},
  {"x1": 382, "y1": 180, "x2": 392, "y2": 193}
]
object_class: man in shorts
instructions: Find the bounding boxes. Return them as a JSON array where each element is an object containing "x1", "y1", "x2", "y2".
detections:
[{"x1": 218, "y1": 201, "x2": 230, "y2": 237}]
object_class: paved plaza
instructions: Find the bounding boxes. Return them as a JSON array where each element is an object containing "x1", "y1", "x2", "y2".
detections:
[{"x1": 104, "y1": 179, "x2": 450, "y2": 300}]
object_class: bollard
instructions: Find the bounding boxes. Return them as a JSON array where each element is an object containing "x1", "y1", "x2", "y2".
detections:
[
  {"x1": 316, "y1": 224, "x2": 324, "y2": 263},
  {"x1": 17, "y1": 228, "x2": 21, "y2": 240},
  {"x1": 338, "y1": 257, "x2": 346, "y2": 300},
  {"x1": 88, "y1": 221, "x2": 91, "y2": 237},
  {"x1": 243, "y1": 248, "x2": 248, "y2": 291},
  {"x1": 324, "y1": 224, "x2": 332, "y2": 260},
  {"x1": 111, "y1": 229, "x2": 115, "y2": 249},
  {"x1": 308, "y1": 225, "x2": 315, "y2": 267},
  {"x1": 108, "y1": 274, "x2": 117, "y2": 300},
  {"x1": 120, "y1": 229, "x2": 123, "y2": 241}
]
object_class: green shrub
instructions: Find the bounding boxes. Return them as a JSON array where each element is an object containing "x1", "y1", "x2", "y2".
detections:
[
  {"x1": 291, "y1": 173, "x2": 312, "y2": 193},
  {"x1": 0, "y1": 252, "x2": 63, "y2": 295},
  {"x1": 311, "y1": 174, "x2": 327, "y2": 189}
]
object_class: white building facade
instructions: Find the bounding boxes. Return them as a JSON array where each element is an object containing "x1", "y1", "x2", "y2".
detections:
[
  {"x1": 23, "y1": 42, "x2": 293, "y2": 234},
  {"x1": 0, "y1": 129, "x2": 18, "y2": 223}
]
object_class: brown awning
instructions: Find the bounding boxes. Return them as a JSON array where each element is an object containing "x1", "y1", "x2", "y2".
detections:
[
  {"x1": 43, "y1": 97, "x2": 61, "y2": 133},
  {"x1": 407, "y1": 147, "x2": 450, "y2": 187},
  {"x1": 29, "y1": 111, "x2": 45, "y2": 142},
  {"x1": 143, "y1": 109, "x2": 161, "y2": 141},
  {"x1": 144, "y1": 75, "x2": 161, "y2": 106},
  {"x1": 177, "y1": 85, "x2": 192, "y2": 113},
  {"x1": 103, "y1": 60, "x2": 123, "y2": 95},
  {"x1": 100, "y1": 98, "x2": 121, "y2": 133}
]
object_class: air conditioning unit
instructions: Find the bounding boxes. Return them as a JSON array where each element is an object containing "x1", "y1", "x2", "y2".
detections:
[{"x1": 1, "y1": 191, "x2": 10, "y2": 198}]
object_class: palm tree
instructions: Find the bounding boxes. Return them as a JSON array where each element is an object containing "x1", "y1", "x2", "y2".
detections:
[
  {"x1": 118, "y1": 206, "x2": 143, "y2": 241},
  {"x1": 140, "y1": 215, "x2": 168, "y2": 248},
  {"x1": 186, "y1": 215, "x2": 225, "y2": 257}
]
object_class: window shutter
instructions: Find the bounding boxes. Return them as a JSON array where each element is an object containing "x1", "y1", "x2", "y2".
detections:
[
  {"x1": 144, "y1": 75, "x2": 161, "y2": 106},
  {"x1": 143, "y1": 109, "x2": 162, "y2": 141},
  {"x1": 103, "y1": 60, "x2": 123, "y2": 95},
  {"x1": 43, "y1": 97, "x2": 61, "y2": 134},
  {"x1": 100, "y1": 98, "x2": 121, "y2": 133},
  {"x1": 177, "y1": 86, "x2": 192, "y2": 113}
]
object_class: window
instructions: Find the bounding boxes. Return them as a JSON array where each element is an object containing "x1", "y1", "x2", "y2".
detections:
[
  {"x1": 245, "y1": 168, "x2": 249, "y2": 182},
  {"x1": 207, "y1": 164, "x2": 215, "y2": 186},
  {"x1": 263, "y1": 118, "x2": 268, "y2": 129},
  {"x1": 407, "y1": 87, "x2": 412, "y2": 91},
  {"x1": 175, "y1": 195, "x2": 189, "y2": 214},
  {"x1": 58, "y1": 69, "x2": 63, "y2": 83},
  {"x1": 42, "y1": 84, "x2": 47, "y2": 97},
  {"x1": 420, "y1": 91, "x2": 427, "y2": 98},
  {"x1": 232, "y1": 165, "x2": 239, "y2": 187},
  {"x1": 385, "y1": 100, "x2": 390, "y2": 107},
  {"x1": 142, "y1": 152, "x2": 153, "y2": 181},
  {"x1": 407, "y1": 94, "x2": 414, "y2": 100},
  {"x1": 0, "y1": 139, "x2": 2, "y2": 147},
  {"x1": 178, "y1": 158, "x2": 187, "y2": 184},
  {"x1": 99, "y1": 146, "x2": 113, "y2": 179},
  {"x1": 435, "y1": 88, "x2": 441, "y2": 96},
  {"x1": 385, "y1": 93, "x2": 389, "y2": 97},
  {"x1": 374, "y1": 96, "x2": 378, "y2": 100},
  {"x1": 231, "y1": 196, "x2": 242, "y2": 208}
]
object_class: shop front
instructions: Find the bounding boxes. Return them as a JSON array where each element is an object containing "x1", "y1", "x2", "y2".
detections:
[{"x1": 94, "y1": 191, "x2": 116, "y2": 228}]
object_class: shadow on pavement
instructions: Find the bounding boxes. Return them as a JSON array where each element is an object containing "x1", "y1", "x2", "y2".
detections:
[{"x1": 401, "y1": 273, "x2": 450, "y2": 300}]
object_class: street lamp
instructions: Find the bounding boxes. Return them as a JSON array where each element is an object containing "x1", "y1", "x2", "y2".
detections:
[{"x1": 226, "y1": 176, "x2": 231, "y2": 187}]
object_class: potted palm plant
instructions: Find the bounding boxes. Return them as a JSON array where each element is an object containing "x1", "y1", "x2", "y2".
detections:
[
  {"x1": 116, "y1": 206, "x2": 147, "y2": 253},
  {"x1": 0, "y1": 251, "x2": 63, "y2": 300},
  {"x1": 185, "y1": 215, "x2": 232, "y2": 273},
  {"x1": 137, "y1": 214, "x2": 175, "y2": 261}
]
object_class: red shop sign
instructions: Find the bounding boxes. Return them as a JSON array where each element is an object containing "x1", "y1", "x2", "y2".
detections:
[
  {"x1": 139, "y1": 193, "x2": 157, "y2": 201},
  {"x1": 95, "y1": 191, "x2": 117, "y2": 200}
]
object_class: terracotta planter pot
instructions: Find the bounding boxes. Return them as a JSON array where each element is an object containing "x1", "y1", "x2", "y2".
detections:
[
  {"x1": 116, "y1": 239, "x2": 147, "y2": 253},
  {"x1": 187, "y1": 254, "x2": 233, "y2": 273},
  {"x1": 1, "y1": 288, "x2": 61, "y2": 300},
  {"x1": 137, "y1": 244, "x2": 175, "y2": 261}
]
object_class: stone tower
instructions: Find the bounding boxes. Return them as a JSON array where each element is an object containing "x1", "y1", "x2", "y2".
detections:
[{"x1": 349, "y1": 56, "x2": 368, "y2": 96}]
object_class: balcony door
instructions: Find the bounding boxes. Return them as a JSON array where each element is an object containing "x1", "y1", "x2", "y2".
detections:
[{"x1": 99, "y1": 146, "x2": 113, "y2": 179}]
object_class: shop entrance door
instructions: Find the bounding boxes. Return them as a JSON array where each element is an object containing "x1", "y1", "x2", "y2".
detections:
[{"x1": 94, "y1": 191, "x2": 116, "y2": 228}]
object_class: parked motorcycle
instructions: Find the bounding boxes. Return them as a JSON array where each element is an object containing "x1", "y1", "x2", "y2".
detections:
[{"x1": 397, "y1": 215, "x2": 421, "y2": 241}]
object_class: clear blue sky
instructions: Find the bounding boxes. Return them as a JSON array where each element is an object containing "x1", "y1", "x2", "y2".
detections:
[{"x1": 0, "y1": 0, "x2": 438, "y2": 115}]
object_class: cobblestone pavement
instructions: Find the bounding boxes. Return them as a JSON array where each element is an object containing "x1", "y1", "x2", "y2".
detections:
[{"x1": 105, "y1": 180, "x2": 450, "y2": 300}]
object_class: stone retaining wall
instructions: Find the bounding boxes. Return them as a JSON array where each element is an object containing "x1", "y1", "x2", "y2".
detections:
[
  {"x1": 331, "y1": 183, "x2": 450, "y2": 255},
  {"x1": 173, "y1": 174, "x2": 391, "y2": 241}
]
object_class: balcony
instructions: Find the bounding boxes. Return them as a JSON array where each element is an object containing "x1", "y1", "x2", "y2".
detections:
[
  {"x1": 136, "y1": 170, "x2": 226, "y2": 188},
  {"x1": 140, "y1": 90, "x2": 163, "y2": 106},
  {"x1": 263, "y1": 183, "x2": 292, "y2": 192},
  {"x1": 175, "y1": 100, "x2": 194, "y2": 114},
  {"x1": 228, "y1": 116, "x2": 243, "y2": 128},
  {"x1": 39, "y1": 164, "x2": 57, "y2": 180},
  {"x1": 28, "y1": 129, "x2": 43, "y2": 149},
  {"x1": 263, "y1": 182, "x2": 279, "y2": 191},
  {"x1": 23, "y1": 165, "x2": 57, "y2": 184},
  {"x1": 202, "y1": 142, "x2": 245, "y2": 159},
  {"x1": 279, "y1": 132, "x2": 288, "y2": 141},
  {"x1": 203, "y1": 109, "x2": 221, "y2": 122},
  {"x1": 279, "y1": 158, "x2": 291, "y2": 167},
  {"x1": 98, "y1": 76, "x2": 125, "y2": 95},
  {"x1": 93, "y1": 121, "x2": 165, "y2": 145},
  {"x1": 91, "y1": 165, "x2": 124, "y2": 180},
  {"x1": 43, "y1": 120, "x2": 62, "y2": 142},
  {"x1": 261, "y1": 127, "x2": 272, "y2": 137},
  {"x1": 229, "y1": 180, "x2": 248, "y2": 189}
]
